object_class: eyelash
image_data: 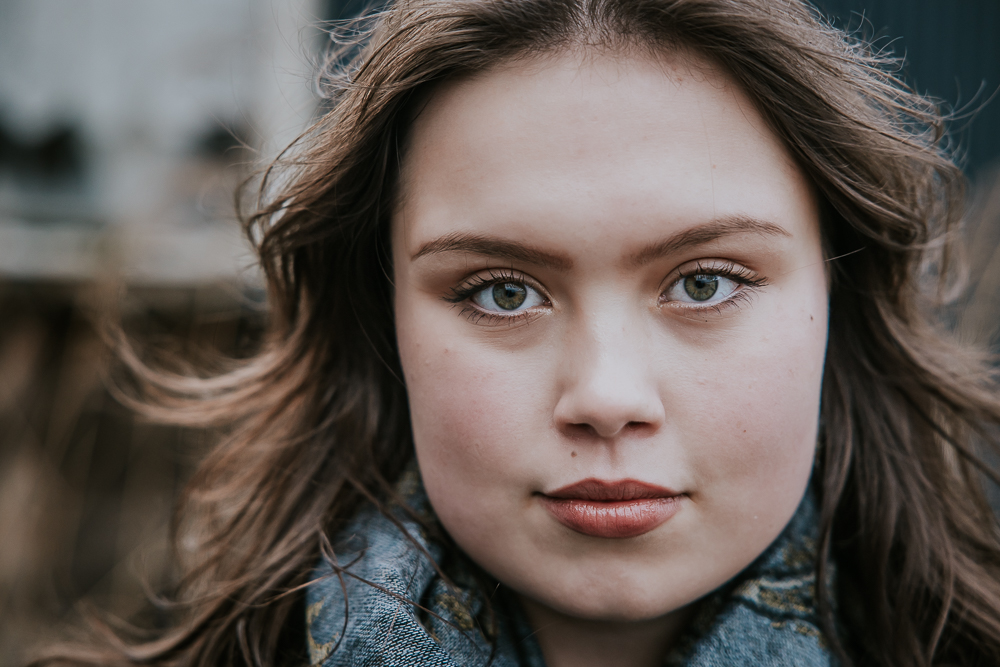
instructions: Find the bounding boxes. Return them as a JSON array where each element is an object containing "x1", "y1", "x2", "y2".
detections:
[
  {"x1": 446, "y1": 261, "x2": 769, "y2": 324},
  {"x1": 664, "y1": 261, "x2": 769, "y2": 315},
  {"x1": 445, "y1": 268, "x2": 548, "y2": 325}
]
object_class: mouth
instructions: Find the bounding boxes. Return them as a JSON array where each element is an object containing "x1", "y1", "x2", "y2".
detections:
[{"x1": 538, "y1": 479, "x2": 685, "y2": 539}]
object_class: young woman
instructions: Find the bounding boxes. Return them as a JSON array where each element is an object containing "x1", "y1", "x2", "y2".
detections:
[{"x1": 38, "y1": 1, "x2": 1000, "y2": 666}]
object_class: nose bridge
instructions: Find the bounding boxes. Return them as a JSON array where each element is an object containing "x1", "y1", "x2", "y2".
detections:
[
  {"x1": 554, "y1": 299, "x2": 664, "y2": 439},
  {"x1": 574, "y1": 309, "x2": 635, "y2": 381}
]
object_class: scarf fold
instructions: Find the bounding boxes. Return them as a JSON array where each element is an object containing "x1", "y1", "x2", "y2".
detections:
[{"x1": 306, "y1": 469, "x2": 836, "y2": 666}]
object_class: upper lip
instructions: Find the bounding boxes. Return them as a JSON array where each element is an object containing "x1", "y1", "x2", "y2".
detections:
[{"x1": 543, "y1": 478, "x2": 681, "y2": 501}]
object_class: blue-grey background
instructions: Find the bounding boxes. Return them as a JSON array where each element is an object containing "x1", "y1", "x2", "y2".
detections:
[{"x1": 817, "y1": 0, "x2": 1000, "y2": 179}]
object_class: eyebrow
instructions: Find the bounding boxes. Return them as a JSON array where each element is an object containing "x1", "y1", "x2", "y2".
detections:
[
  {"x1": 411, "y1": 214, "x2": 790, "y2": 270},
  {"x1": 626, "y1": 214, "x2": 791, "y2": 267},
  {"x1": 412, "y1": 232, "x2": 574, "y2": 270}
]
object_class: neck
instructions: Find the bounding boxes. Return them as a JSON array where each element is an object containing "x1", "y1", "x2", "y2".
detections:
[{"x1": 518, "y1": 595, "x2": 694, "y2": 667}]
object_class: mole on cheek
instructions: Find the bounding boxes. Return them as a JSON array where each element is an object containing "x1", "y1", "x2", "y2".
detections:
[{"x1": 571, "y1": 451, "x2": 577, "y2": 458}]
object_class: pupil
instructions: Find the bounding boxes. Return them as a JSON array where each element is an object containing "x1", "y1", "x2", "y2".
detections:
[
  {"x1": 493, "y1": 283, "x2": 527, "y2": 310},
  {"x1": 684, "y1": 275, "x2": 719, "y2": 301}
]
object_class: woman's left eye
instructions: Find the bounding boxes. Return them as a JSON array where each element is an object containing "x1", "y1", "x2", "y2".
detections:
[
  {"x1": 471, "y1": 281, "x2": 546, "y2": 313},
  {"x1": 664, "y1": 273, "x2": 740, "y2": 305}
]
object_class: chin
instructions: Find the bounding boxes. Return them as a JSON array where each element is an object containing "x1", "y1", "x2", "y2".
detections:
[{"x1": 525, "y1": 566, "x2": 698, "y2": 622}]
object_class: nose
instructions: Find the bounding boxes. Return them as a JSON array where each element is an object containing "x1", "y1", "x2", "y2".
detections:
[{"x1": 552, "y1": 318, "x2": 666, "y2": 440}]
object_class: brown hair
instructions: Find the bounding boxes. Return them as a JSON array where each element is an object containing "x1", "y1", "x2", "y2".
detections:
[{"x1": 34, "y1": 1, "x2": 1000, "y2": 665}]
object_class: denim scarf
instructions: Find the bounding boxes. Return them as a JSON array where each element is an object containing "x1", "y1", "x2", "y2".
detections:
[{"x1": 305, "y1": 469, "x2": 836, "y2": 666}]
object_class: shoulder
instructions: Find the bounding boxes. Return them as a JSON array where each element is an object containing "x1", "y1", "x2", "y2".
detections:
[
  {"x1": 669, "y1": 486, "x2": 840, "y2": 667},
  {"x1": 304, "y1": 486, "x2": 528, "y2": 667}
]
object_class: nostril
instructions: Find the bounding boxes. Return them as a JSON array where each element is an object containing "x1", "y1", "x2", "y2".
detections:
[
  {"x1": 562, "y1": 420, "x2": 654, "y2": 440},
  {"x1": 622, "y1": 420, "x2": 657, "y2": 437},
  {"x1": 564, "y1": 422, "x2": 600, "y2": 438}
]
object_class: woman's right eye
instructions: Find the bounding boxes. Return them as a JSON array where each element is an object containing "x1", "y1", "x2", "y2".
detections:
[{"x1": 471, "y1": 281, "x2": 546, "y2": 314}]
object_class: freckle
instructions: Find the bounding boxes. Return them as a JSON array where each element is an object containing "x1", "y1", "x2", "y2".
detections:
[
  {"x1": 810, "y1": 315, "x2": 814, "y2": 321},
  {"x1": 743, "y1": 430, "x2": 747, "y2": 433},
  {"x1": 571, "y1": 451, "x2": 577, "y2": 457}
]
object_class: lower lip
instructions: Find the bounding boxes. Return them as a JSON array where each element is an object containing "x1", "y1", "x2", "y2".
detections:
[{"x1": 540, "y1": 496, "x2": 683, "y2": 538}]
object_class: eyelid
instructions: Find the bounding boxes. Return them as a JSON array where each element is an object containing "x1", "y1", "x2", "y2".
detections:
[
  {"x1": 446, "y1": 268, "x2": 549, "y2": 303},
  {"x1": 659, "y1": 259, "x2": 768, "y2": 312},
  {"x1": 661, "y1": 260, "x2": 764, "y2": 289},
  {"x1": 446, "y1": 268, "x2": 551, "y2": 325}
]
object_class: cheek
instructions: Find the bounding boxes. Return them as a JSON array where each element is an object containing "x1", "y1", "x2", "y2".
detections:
[
  {"x1": 695, "y1": 343, "x2": 821, "y2": 471},
  {"x1": 680, "y1": 279, "x2": 827, "y2": 536},
  {"x1": 396, "y1": 306, "x2": 551, "y2": 512}
]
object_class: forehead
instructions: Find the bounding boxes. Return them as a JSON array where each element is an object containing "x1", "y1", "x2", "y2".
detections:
[{"x1": 393, "y1": 48, "x2": 816, "y2": 261}]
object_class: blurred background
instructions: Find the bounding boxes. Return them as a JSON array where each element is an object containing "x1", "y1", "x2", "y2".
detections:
[{"x1": 0, "y1": 1, "x2": 998, "y2": 664}]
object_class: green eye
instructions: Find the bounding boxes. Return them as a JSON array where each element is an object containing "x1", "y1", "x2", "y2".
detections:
[
  {"x1": 468, "y1": 279, "x2": 545, "y2": 315},
  {"x1": 492, "y1": 283, "x2": 527, "y2": 310},
  {"x1": 665, "y1": 270, "x2": 744, "y2": 307},
  {"x1": 683, "y1": 275, "x2": 719, "y2": 301}
]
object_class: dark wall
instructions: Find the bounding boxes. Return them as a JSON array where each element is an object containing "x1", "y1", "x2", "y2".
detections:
[{"x1": 802, "y1": 1, "x2": 999, "y2": 179}]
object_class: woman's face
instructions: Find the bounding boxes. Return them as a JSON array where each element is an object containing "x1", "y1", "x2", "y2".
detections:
[{"x1": 392, "y1": 49, "x2": 828, "y2": 622}]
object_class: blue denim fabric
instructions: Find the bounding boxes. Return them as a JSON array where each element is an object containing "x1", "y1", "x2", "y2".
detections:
[
  {"x1": 306, "y1": 469, "x2": 836, "y2": 666},
  {"x1": 663, "y1": 486, "x2": 836, "y2": 667}
]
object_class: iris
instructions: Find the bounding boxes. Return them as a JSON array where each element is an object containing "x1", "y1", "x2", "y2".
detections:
[
  {"x1": 493, "y1": 283, "x2": 527, "y2": 310},
  {"x1": 684, "y1": 275, "x2": 719, "y2": 301}
]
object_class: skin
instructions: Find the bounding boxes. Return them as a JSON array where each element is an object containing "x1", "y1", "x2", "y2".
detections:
[{"x1": 392, "y1": 48, "x2": 829, "y2": 667}]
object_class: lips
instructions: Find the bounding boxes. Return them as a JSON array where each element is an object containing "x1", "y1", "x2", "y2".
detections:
[{"x1": 539, "y1": 478, "x2": 684, "y2": 539}]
